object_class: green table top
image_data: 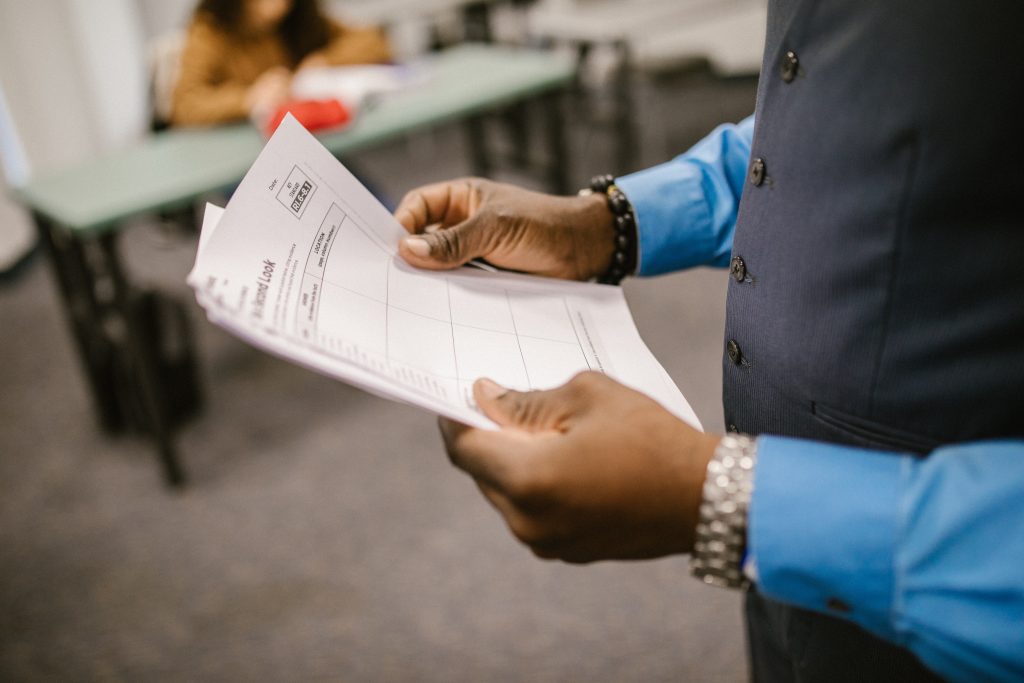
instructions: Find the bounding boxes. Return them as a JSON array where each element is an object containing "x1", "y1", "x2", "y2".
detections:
[{"x1": 14, "y1": 44, "x2": 575, "y2": 234}]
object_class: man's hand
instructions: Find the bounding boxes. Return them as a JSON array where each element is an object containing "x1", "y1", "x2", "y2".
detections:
[
  {"x1": 441, "y1": 372, "x2": 720, "y2": 563},
  {"x1": 394, "y1": 178, "x2": 616, "y2": 281}
]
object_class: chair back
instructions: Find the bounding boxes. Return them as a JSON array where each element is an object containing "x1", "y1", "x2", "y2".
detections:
[{"x1": 148, "y1": 31, "x2": 186, "y2": 131}]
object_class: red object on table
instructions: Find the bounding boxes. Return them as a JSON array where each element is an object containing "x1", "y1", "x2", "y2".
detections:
[{"x1": 263, "y1": 99, "x2": 353, "y2": 137}]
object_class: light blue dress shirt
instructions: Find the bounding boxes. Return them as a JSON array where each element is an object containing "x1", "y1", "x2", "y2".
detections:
[{"x1": 617, "y1": 117, "x2": 1024, "y2": 683}]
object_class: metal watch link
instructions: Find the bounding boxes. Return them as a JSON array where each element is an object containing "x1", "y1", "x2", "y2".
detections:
[{"x1": 690, "y1": 433, "x2": 758, "y2": 590}]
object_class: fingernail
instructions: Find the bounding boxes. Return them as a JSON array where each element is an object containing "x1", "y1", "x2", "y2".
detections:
[
  {"x1": 476, "y1": 378, "x2": 507, "y2": 401},
  {"x1": 403, "y1": 236, "x2": 430, "y2": 257}
]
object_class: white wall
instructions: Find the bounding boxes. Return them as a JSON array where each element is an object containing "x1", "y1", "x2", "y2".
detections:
[
  {"x1": 135, "y1": 0, "x2": 195, "y2": 39},
  {"x1": 0, "y1": 173, "x2": 35, "y2": 270},
  {"x1": 0, "y1": 84, "x2": 34, "y2": 268},
  {"x1": 0, "y1": 82, "x2": 29, "y2": 186},
  {"x1": 0, "y1": 0, "x2": 99, "y2": 177},
  {"x1": 0, "y1": 0, "x2": 436, "y2": 182},
  {"x1": 0, "y1": 0, "x2": 505, "y2": 183},
  {"x1": 65, "y1": 0, "x2": 149, "y2": 153},
  {"x1": 0, "y1": 0, "x2": 150, "y2": 179}
]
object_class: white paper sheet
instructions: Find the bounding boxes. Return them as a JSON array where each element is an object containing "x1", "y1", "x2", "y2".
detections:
[
  {"x1": 188, "y1": 115, "x2": 701, "y2": 431},
  {"x1": 290, "y1": 64, "x2": 428, "y2": 111}
]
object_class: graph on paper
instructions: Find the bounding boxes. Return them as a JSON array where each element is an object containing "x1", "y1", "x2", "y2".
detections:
[
  {"x1": 289, "y1": 202, "x2": 605, "y2": 405},
  {"x1": 188, "y1": 115, "x2": 700, "y2": 430}
]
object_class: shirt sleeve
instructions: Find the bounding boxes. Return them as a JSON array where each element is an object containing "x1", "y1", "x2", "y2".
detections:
[
  {"x1": 615, "y1": 115, "x2": 754, "y2": 275},
  {"x1": 749, "y1": 436, "x2": 1024, "y2": 683}
]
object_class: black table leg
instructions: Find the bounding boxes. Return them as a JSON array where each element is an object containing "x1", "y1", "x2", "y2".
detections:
[
  {"x1": 501, "y1": 102, "x2": 532, "y2": 169},
  {"x1": 570, "y1": 38, "x2": 638, "y2": 175},
  {"x1": 542, "y1": 89, "x2": 571, "y2": 195},
  {"x1": 462, "y1": 1, "x2": 494, "y2": 43},
  {"x1": 99, "y1": 232, "x2": 186, "y2": 487},
  {"x1": 612, "y1": 39, "x2": 638, "y2": 174},
  {"x1": 464, "y1": 115, "x2": 492, "y2": 179},
  {"x1": 33, "y1": 212, "x2": 122, "y2": 432},
  {"x1": 33, "y1": 212, "x2": 186, "y2": 487}
]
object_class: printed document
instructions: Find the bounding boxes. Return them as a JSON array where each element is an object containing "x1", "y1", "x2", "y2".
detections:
[{"x1": 188, "y1": 115, "x2": 700, "y2": 430}]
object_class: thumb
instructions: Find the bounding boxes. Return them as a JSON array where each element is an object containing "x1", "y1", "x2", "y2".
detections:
[
  {"x1": 473, "y1": 378, "x2": 578, "y2": 433},
  {"x1": 399, "y1": 215, "x2": 487, "y2": 270}
]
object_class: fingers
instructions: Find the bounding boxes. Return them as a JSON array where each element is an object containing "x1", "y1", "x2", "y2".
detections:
[
  {"x1": 472, "y1": 374, "x2": 600, "y2": 432},
  {"x1": 441, "y1": 372, "x2": 695, "y2": 565},
  {"x1": 474, "y1": 480, "x2": 575, "y2": 561},
  {"x1": 394, "y1": 180, "x2": 476, "y2": 234},
  {"x1": 395, "y1": 180, "x2": 489, "y2": 270},
  {"x1": 439, "y1": 417, "x2": 535, "y2": 493},
  {"x1": 446, "y1": 373, "x2": 620, "y2": 491},
  {"x1": 474, "y1": 481, "x2": 518, "y2": 520},
  {"x1": 398, "y1": 219, "x2": 484, "y2": 270},
  {"x1": 444, "y1": 423, "x2": 589, "y2": 565}
]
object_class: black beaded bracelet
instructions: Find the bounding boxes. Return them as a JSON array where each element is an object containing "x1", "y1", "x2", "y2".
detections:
[{"x1": 582, "y1": 174, "x2": 638, "y2": 285}]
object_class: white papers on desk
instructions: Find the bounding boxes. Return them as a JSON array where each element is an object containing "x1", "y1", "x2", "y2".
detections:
[
  {"x1": 187, "y1": 115, "x2": 700, "y2": 431},
  {"x1": 290, "y1": 64, "x2": 428, "y2": 110}
]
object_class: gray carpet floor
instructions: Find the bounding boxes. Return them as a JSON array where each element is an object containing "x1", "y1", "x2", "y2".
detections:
[{"x1": 1, "y1": 69, "x2": 756, "y2": 682}]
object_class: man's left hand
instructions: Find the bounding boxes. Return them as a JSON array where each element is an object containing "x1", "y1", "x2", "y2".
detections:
[{"x1": 440, "y1": 372, "x2": 720, "y2": 563}]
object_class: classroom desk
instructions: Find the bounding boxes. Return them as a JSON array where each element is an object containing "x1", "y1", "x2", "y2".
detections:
[
  {"x1": 14, "y1": 44, "x2": 575, "y2": 487},
  {"x1": 528, "y1": 0, "x2": 765, "y2": 172},
  {"x1": 336, "y1": 0, "x2": 500, "y2": 39}
]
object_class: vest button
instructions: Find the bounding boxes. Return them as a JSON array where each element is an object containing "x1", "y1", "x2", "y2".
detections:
[
  {"x1": 727, "y1": 339, "x2": 743, "y2": 365},
  {"x1": 781, "y1": 50, "x2": 799, "y2": 83},
  {"x1": 749, "y1": 158, "x2": 766, "y2": 186},
  {"x1": 727, "y1": 423, "x2": 739, "y2": 433},
  {"x1": 730, "y1": 256, "x2": 747, "y2": 282}
]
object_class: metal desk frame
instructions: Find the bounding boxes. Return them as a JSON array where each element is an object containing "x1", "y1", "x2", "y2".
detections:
[{"x1": 15, "y1": 45, "x2": 574, "y2": 486}]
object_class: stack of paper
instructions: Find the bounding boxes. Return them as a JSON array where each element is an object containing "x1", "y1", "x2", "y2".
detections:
[{"x1": 188, "y1": 115, "x2": 700, "y2": 430}]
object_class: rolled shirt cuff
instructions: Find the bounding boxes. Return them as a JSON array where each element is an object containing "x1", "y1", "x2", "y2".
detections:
[
  {"x1": 748, "y1": 435, "x2": 903, "y2": 643},
  {"x1": 616, "y1": 116, "x2": 754, "y2": 275}
]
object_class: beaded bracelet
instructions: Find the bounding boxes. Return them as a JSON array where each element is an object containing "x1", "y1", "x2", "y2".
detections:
[{"x1": 580, "y1": 174, "x2": 638, "y2": 285}]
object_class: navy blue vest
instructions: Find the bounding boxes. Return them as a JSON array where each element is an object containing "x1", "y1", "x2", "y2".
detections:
[{"x1": 723, "y1": 0, "x2": 1024, "y2": 453}]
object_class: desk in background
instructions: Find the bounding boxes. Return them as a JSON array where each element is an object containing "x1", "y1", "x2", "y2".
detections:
[
  {"x1": 333, "y1": 0, "x2": 501, "y2": 43},
  {"x1": 14, "y1": 44, "x2": 575, "y2": 487},
  {"x1": 527, "y1": 0, "x2": 766, "y2": 172}
]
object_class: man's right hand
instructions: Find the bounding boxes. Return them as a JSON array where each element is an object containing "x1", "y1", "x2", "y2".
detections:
[{"x1": 395, "y1": 178, "x2": 616, "y2": 281}]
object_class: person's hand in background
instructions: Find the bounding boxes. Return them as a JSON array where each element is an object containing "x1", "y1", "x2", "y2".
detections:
[
  {"x1": 441, "y1": 372, "x2": 720, "y2": 563},
  {"x1": 245, "y1": 66, "x2": 292, "y2": 123},
  {"x1": 297, "y1": 52, "x2": 329, "y2": 72},
  {"x1": 395, "y1": 178, "x2": 616, "y2": 281}
]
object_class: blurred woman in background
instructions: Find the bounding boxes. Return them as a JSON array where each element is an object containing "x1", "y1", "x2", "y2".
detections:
[{"x1": 171, "y1": 0, "x2": 391, "y2": 126}]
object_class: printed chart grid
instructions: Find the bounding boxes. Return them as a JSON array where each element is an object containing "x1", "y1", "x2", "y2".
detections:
[{"x1": 292, "y1": 203, "x2": 596, "y2": 407}]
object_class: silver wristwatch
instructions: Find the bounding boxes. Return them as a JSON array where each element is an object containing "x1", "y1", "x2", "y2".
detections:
[{"x1": 690, "y1": 433, "x2": 758, "y2": 590}]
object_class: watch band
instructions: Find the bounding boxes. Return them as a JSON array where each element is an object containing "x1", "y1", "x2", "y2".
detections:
[{"x1": 690, "y1": 433, "x2": 758, "y2": 590}]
